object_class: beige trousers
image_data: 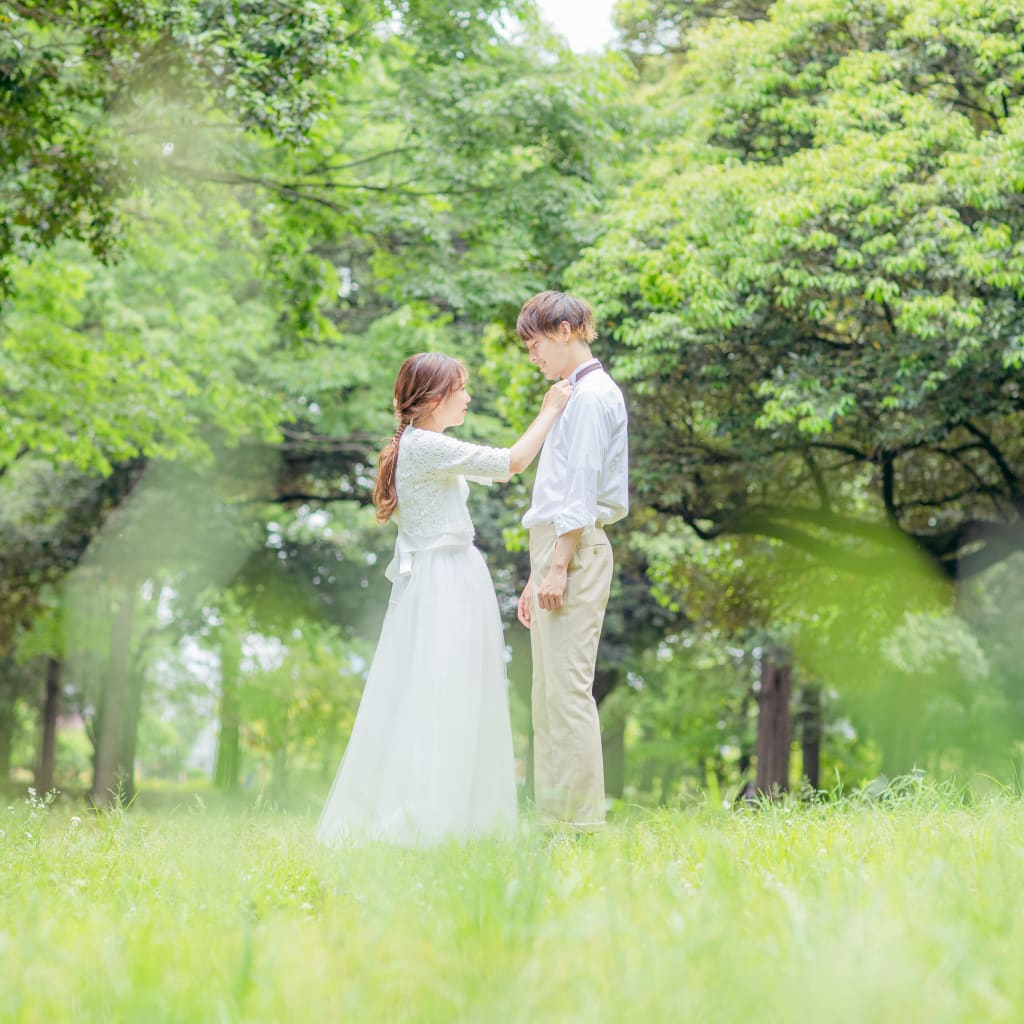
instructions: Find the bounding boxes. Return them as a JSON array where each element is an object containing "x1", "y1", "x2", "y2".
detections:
[{"x1": 529, "y1": 524, "x2": 614, "y2": 827}]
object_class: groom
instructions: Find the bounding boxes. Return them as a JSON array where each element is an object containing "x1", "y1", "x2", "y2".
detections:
[{"x1": 515, "y1": 290, "x2": 629, "y2": 828}]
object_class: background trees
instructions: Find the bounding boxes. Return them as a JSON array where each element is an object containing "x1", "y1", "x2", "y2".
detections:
[
  {"x1": 571, "y1": 0, "x2": 1024, "y2": 788},
  {"x1": 2, "y1": 0, "x2": 1021, "y2": 804},
  {"x1": 580, "y1": 0, "x2": 1024, "y2": 581}
]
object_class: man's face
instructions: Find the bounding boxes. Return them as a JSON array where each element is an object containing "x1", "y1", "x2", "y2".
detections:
[{"x1": 524, "y1": 331, "x2": 569, "y2": 381}]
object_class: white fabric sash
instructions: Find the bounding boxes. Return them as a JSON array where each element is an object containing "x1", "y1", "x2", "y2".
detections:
[{"x1": 384, "y1": 529, "x2": 475, "y2": 581}]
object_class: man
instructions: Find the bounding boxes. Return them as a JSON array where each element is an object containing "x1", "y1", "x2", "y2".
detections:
[{"x1": 515, "y1": 290, "x2": 629, "y2": 829}]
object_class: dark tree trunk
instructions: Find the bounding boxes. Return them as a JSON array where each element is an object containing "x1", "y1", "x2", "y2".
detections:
[
  {"x1": 91, "y1": 587, "x2": 136, "y2": 807},
  {"x1": 593, "y1": 666, "x2": 617, "y2": 705},
  {"x1": 214, "y1": 633, "x2": 242, "y2": 791},
  {"x1": 36, "y1": 657, "x2": 63, "y2": 795},
  {"x1": 755, "y1": 652, "x2": 792, "y2": 798},
  {"x1": 0, "y1": 652, "x2": 20, "y2": 781},
  {"x1": 0, "y1": 706, "x2": 14, "y2": 781},
  {"x1": 736, "y1": 687, "x2": 756, "y2": 793},
  {"x1": 798, "y1": 683, "x2": 822, "y2": 792}
]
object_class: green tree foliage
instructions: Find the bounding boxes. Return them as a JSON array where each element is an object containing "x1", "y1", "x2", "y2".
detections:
[
  {"x1": 1, "y1": 0, "x2": 646, "y2": 797},
  {"x1": 633, "y1": 458, "x2": 1012, "y2": 776},
  {"x1": 614, "y1": 0, "x2": 772, "y2": 60},
  {"x1": 2, "y1": 0, "x2": 631, "y2": 479},
  {"x1": 0, "y1": 0, "x2": 366, "y2": 294},
  {"x1": 1, "y1": 208, "x2": 284, "y2": 476},
  {"x1": 580, "y1": 0, "x2": 1024, "y2": 581},
  {"x1": 238, "y1": 619, "x2": 368, "y2": 799},
  {"x1": 1, "y1": 0, "x2": 359, "y2": 477}
]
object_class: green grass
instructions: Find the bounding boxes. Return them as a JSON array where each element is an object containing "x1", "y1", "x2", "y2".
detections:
[{"x1": 2, "y1": 783, "x2": 1022, "y2": 1023}]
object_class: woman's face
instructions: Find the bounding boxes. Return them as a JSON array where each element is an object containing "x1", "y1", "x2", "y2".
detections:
[{"x1": 430, "y1": 376, "x2": 471, "y2": 429}]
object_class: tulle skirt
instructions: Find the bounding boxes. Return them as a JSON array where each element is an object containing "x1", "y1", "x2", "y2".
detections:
[{"x1": 316, "y1": 543, "x2": 518, "y2": 848}]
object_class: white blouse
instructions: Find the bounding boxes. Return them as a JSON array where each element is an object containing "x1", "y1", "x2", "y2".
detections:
[{"x1": 385, "y1": 427, "x2": 511, "y2": 580}]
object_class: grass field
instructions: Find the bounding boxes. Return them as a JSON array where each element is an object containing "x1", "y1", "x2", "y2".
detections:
[{"x1": 2, "y1": 781, "x2": 1022, "y2": 1023}]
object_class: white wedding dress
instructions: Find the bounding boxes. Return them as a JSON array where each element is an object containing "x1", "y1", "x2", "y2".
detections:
[{"x1": 316, "y1": 427, "x2": 518, "y2": 847}]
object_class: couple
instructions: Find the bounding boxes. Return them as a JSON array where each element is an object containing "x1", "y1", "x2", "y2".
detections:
[{"x1": 316, "y1": 291, "x2": 629, "y2": 847}]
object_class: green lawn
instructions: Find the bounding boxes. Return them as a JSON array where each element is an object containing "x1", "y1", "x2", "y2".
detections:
[{"x1": 2, "y1": 783, "x2": 1022, "y2": 1023}]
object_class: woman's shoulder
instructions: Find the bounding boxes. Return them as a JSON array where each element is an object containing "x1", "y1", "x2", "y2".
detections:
[
  {"x1": 403, "y1": 427, "x2": 470, "y2": 453},
  {"x1": 400, "y1": 427, "x2": 458, "y2": 467},
  {"x1": 403, "y1": 426, "x2": 446, "y2": 451}
]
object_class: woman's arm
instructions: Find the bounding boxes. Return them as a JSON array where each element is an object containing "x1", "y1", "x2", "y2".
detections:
[{"x1": 508, "y1": 380, "x2": 572, "y2": 474}]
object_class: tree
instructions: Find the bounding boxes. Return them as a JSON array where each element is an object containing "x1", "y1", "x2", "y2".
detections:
[
  {"x1": 576, "y1": 0, "x2": 1024, "y2": 582},
  {"x1": 4, "y1": 0, "x2": 607, "y2": 477},
  {"x1": 0, "y1": 0, "x2": 644, "y2": 798},
  {"x1": 51, "y1": 456, "x2": 262, "y2": 803},
  {"x1": 614, "y1": 0, "x2": 772, "y2": 61},
  {"x1": 0, "y1": 0, "x2": 371, "y2": 298},
  {"x1": 238, "y1": 620, "x2": 368, "y2": 802}
]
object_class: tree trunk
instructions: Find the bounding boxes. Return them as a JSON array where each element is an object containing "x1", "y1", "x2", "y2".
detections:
[
  {"x1": 594, "y1": 667, "x2": 623, "y2": 800},
  {"x1": 36, "y1": 657, "x2": 63, "y2": 795},
  {"x1": 116, "y1": 660, "x2": 146, "y2": 803},
  {"x1": 0, "y1": 705, "x2": 14, "y2": 781},
  {"x1": 91, "y1": 587, "x2": 136, "y2": 807},
  {"x1": 0, "y1": 652, "x2": 19, "y2": 781},
  {"x1": 798, "y1": 683, "x2": 822, "y2": 792},
  {"x1": 601, "y1": 715, "x2": 626, "y2": 800},
  {"x1": 755, "y1": 652, "x2": 792, "y2": 798},
  {"x1": 214, "y1": 632, "x2": 242, "y2": 791}
]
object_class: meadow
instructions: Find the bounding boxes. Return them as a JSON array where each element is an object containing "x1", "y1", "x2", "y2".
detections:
[{"x1": 2, "y1": 781, "x2": 1022, "y2": 1023}]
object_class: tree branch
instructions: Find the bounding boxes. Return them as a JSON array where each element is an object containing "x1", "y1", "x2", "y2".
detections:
[
  {"x1": 932, "y1": 441, "x2": 1011, "y2": 517},
  {"x1": 652, "y1": 497, "x2": 1024, "y2": 581},
  {"x1": 303, "y1": 146, "x2": 424, "y2": 176},
  {"x1": 961, "y1": 420, "x2": 1020, "y2": 493},
  {"x1": 894, "y1": 485, "x2": 1004, "y2": 513},
  {"x1": 174, "y1": 165, "x2": 497, "y2": 202},
  {"x1": 801, "y1": 450, "x2": 832, "y2": 511},
  {"x1": 727, "y1": 518, "x2": 919, "y2": 576},
  {"x1": 0, "y1": 446, "x2": 30, "y2": 481}
]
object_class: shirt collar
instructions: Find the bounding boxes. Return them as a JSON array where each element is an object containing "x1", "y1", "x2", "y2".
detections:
[{"x1": 568, "y1": 358, "x2": 601, "y2": 386}]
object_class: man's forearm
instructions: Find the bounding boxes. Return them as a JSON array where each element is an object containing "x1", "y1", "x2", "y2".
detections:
[
  {"x1": 549, "y1": 528, "x2": 584, "y2": 570},
  {"x1": 535, "y1": 529, "x2": 583, "y2": 611}
]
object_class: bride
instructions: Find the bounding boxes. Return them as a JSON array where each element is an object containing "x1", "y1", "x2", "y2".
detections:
[{"x1": 316, "y1": 352, "x2": 571, "y2": 847}]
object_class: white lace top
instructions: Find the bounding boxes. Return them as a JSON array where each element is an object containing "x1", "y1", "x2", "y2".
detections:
[{"x1": 385, "y1": 426, "x2": 511, "y2": 579}]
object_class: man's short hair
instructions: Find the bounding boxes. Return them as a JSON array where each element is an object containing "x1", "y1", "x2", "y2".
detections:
[{"x1": 516, "y1": 290, "x2": 597, "y2": 343}]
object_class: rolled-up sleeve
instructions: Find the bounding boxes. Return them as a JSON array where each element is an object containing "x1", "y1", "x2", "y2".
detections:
[{"x1": 552, "y1": 392, "x2": 610, "y2": 536}]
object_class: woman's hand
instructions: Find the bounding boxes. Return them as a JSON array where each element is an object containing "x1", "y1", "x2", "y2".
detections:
[
  {"x1": 540, "y1": 379, "x2": 573, "y2": 415},
  {"x1": 508, "y1": 380, "x2": 574, "y2": 474}
]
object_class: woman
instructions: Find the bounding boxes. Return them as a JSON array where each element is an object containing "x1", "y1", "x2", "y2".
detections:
[{"x1": 316, "y1": 352, "x2": 571, "y2": 847}]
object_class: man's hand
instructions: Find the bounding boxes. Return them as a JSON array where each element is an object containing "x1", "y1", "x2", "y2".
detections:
[
  {"x1": 517, "y1": 577, "x2": 533, "y2": 629},
  {"x1": 536, "y1": 565, "x2": 568, "y2": 611}
]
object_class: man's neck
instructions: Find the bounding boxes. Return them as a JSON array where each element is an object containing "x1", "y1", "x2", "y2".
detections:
[{"x1": 564, "y1": 346, "x2": 595, "y2": 378}]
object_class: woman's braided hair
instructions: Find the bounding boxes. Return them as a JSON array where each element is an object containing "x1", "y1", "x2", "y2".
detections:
[{"x1": 372, "y1": 352, "x2": 467, "y2": 524}]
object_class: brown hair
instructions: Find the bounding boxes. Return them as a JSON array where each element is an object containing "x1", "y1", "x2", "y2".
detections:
[
  {"x1": 515, "y1": 290, "x2": 597, "y2": 343},
  {"x1": 372, "y1": 352, "x2": 467, "y2": 523}
]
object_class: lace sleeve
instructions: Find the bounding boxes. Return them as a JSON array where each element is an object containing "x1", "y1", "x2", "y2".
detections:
[{"x1": 413, "y1": 430, "x2": 511, "y2": 482}]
